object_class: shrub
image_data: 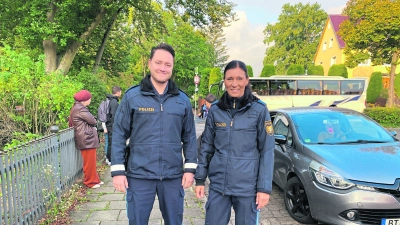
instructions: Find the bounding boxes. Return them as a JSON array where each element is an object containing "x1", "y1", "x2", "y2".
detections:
[
  {"x1": 286, "y1": 64, "x2": 305, "y2": 75},
  {"x1": 366, "y1": 72, "x2": 383, "y2": 103},
  {"x1": 260, "y1": 64, "x2": 276, "y2": 77},
  {"x1": 246, "y1": 65, "x2": 254, "y2": 77},
  {"x1": 395, "y1": 73, "x2": 400, "y2": 97},
  {"x1": 307, "y1": 65, "x2": 324, "y2": 75},
  {"x1": 328, "y1": 64, "x2": 348, "y2": 78},
  {"x1": 364, "y1": 107, "x2": 400, "y2": 128}
]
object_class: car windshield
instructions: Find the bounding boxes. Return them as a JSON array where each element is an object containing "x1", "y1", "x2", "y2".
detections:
[{"x1": 292, "y1": 111, "x2": 396, "y2": 144}]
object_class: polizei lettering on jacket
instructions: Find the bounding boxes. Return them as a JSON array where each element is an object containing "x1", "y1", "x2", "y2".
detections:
[
  {"x1": 215, "y1": 122, "x2": 226, "y2": 127},
  {"x1": 138, "y1": 107, "x2": 155, "y2": 112}
]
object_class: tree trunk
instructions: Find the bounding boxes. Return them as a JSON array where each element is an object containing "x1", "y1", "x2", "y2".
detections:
[
  {"x1": 93, "y1": 8, "x2": 122, "y2": 73},
  {"x1": 43, "y1": 1, "x2": 57, "y2": 73},
  {"x1": 57, "y1": 7, "x2": 107, "y2": 75},
  {"x1": 387, "y1": 51, "x2": 398, "y2": 107}
]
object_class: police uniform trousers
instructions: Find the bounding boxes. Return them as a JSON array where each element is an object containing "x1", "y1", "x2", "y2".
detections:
[
  {"x1": 126, "y1": 177, "x2": 184, "y2": 225},
  {"x1": 205, "y1": 188, "x2": 259, "y2": 225}
]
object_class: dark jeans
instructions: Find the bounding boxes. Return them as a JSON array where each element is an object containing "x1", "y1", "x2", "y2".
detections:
[{"x1": 106, "y1": 126, "x2": 112, "y2": 162}]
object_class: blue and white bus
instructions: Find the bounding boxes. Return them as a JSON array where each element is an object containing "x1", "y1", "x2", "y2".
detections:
[{"x1": 210, "y1": 75, "x2": 369, "y2": 112}]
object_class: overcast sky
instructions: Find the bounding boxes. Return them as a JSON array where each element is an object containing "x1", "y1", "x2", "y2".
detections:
[{"x1": 223, "y1": 0, "x2": 348, "y2": 76}]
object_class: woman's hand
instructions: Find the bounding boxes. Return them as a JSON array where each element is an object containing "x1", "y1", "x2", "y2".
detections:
[{"x1": 195, "y1": 186, "x2": 205, "y2": 198}]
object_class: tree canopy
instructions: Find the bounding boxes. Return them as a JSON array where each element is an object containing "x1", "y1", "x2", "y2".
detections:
[
  {"x1": 263, "y1": 3, "x2": 327, "y2": 74},
  {"x1": 339, "y1": 0, "x2": 400, "y2": 106}
]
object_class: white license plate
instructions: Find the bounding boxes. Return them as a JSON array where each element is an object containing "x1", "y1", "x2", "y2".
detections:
[{"x1": 382, "y1": 218, "x2": 400, "y2": 225}]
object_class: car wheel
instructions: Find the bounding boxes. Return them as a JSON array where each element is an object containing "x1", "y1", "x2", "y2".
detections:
[{"x1": 284, "y1": 177, "x2": 316, "y2": 224}]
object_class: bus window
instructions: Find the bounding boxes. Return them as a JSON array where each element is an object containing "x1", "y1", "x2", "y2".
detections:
[
  {"x1": 270, "y1": 80, "x2": 296, "y2": 95},
  {"x1": 297, "y1": 80, "x2": 322, "y2": 95},
  {"x1": 341, "y1": 80, "x2": 365, "y2": 95},
  {"x1": 250, "y1": 80, "x2": 269, "y2": 96},
  {"x1": 323, "y1": 80, "x2": 340, "y2": 95}
]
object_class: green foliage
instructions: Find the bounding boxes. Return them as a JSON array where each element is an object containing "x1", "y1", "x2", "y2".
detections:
[
  {"x1": 260, "y1": 64, "x2": 276, "y2": 77},
  {"x1": 208, "y1": 68, "x2": 223, "y2": 96},
  {"x1": 198, "y1": 68, "x2": 212, "y2": 98},
  {"x1": 246, "y1": 65, "x2": 254, "y2": 77},
  {"x1": 328, "y1": 64, "x2": 348, "y2": 78},
  {"x1": 4, "y1": 132, "x2": 41, "y2": 150},
  {"x1": 340, "y1": 0, "x2": 400, "y2": 68},
  {"x1": 263, "y1": 3, "x2": 327, "y2": 74},
  {"x1": 0, "y1": 45, "x2": 81, "y2": 139},
  {"x1": 366, "y1": 72, "x2": 383, "y2": 103},
  {"x1": 394, "y1": 74, "x2": 400, "y2": 97},
  {"x1": 69, "y1": 68, "x2": 108, "y2": 114},
  {"x1": 286, "y1": 64, "x2": 305, "y2": 75},
  {"x1": 307, "y1": 65, "x2": 324, "y2": 75},
  {"x1": 364, "y1": 107, "x2": 400, "y2": 128}
]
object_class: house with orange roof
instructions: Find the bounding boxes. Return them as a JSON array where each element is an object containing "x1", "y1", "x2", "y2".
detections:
[{"x1": 314, "y1": 14, "x2": 400, "y2": 84}]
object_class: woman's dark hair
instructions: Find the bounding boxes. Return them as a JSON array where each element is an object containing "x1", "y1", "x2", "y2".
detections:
[
  {"x1": 223, "y1": 60, "x2": 248, "y2": 79},
  {"x1": 150, "y1": 43, "x2": 175, "y2": 59}
]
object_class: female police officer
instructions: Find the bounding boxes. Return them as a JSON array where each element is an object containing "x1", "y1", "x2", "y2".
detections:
[{"x1": 195, "y1": 60, "x2": 275, "y2": 224}]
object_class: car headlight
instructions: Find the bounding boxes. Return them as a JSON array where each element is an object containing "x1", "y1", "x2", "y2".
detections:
[{"x1": 309, "y1": 161, "x2": 354, "y2": 190}]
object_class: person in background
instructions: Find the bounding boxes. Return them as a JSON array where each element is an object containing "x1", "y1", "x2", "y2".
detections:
[
  {"x1": 69, "y1": 90, "x2": 103, "y2": 189},
  {"x1": 195, "y1": 60, "x2": 275, "y2": 224},
  {"x1": 111, "y1": 43, "x2": 197, "y2": 225},
  {"x1": 105, "y1": 86, "x2": 122, "y2": 165},
  {"x1": 203, "y1": 93, "x2": 217, "y2": 118}
]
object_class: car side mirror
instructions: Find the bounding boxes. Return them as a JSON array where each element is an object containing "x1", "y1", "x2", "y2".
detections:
[
  {"x1": 274, "y1": 134, "x2": 287, "y2": 145},
  {"x1": 390, "y1": 131, "x2": 397, "y2": 137}
]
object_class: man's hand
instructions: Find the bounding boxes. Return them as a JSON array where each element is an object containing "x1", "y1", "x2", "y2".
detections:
[
  {"x1": 104, "y1": 128, "x2": 108, "y2": 134},
  {"x1": 195, "y1": 186, "x2": 205, "y2": 198},
  {"x1": 256, "y1": 192, "x2": 270, "y2": 210},
  {"x1": 181, "y1": 172, "x2": 194, "y2": 189},
  {"x1": 113, "y1": 175, "x2": 128, "y2": 193}
]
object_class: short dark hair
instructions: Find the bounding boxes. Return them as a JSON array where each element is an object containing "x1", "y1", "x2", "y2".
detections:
[
  {"x1": 112, "y1": 86, "x2": 122, "y2": 94},
  {"x1": 223, "y1": 60, "x2": 248, "y2": 79},
  {"x1": 150, "y1": 43, "x2": 175, "y2": 59},
  {"x1": 205, "y1": 93, "x2": 216, "y2": 103}
]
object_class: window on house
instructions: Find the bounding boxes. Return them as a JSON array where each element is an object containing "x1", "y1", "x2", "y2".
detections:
[
  {"x1": 319, "y1": 62, "x2": 323, "y2": 65},
  {"x1": 358, "y1": 59, "x2": 370, "y2": 66},
  {"x1": 328, "y1": 23, "x2": 331, "y2": 29},
  {"x1": 323, "y1": 42, "x2": 327, "y2": 51},
  {"x1": 329, "y1": 38, "x2": 333, "y2": 48},
  {"x1": 330, "y1": 56, "x2": 336, "y2": 66}
]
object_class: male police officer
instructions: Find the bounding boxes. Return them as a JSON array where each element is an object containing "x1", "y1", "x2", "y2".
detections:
[{"x1": 111, "y1": 43, "x2": 197, "y2": 225}]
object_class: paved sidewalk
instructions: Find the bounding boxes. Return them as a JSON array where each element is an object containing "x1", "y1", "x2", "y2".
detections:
[{"x1": 68, "y1": 119, "x2": 311, "y2": 225}]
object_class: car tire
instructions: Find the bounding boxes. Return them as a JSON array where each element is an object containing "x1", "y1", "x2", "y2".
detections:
[{"x1": 284, "y1": 177, "x2": 316, "y2": 224}]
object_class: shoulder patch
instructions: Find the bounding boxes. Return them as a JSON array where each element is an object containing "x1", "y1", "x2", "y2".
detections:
[{"x1": 265, "y1": 121, "x2": 274, "y2": 136}]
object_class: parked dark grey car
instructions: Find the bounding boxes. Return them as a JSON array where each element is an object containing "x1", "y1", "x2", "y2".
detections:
[{"x1": 270, "y1": 107, "x2": 400, "y2": 225}]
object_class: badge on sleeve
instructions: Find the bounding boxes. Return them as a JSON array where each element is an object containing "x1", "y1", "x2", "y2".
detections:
[{"x1": 265, "y1": 121, "x2": 274, "y2": 136}]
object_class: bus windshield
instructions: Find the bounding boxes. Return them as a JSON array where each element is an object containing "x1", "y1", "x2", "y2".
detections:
[{"x1": 210, "y1": 75, "x2": 368, "y2": 112}]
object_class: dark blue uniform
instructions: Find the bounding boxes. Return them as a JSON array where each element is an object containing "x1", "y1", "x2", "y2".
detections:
[
  {"x1": 195, "y1": 88, "x2": 275, "y2": 225},
  {"x1": 111, "y1": 75, "x2": 197, "y2": 225}
]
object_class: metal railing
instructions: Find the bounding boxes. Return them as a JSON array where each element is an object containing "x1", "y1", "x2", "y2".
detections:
[{"x1": 0, "y1": 127, "x2": 83, "y2": 225}]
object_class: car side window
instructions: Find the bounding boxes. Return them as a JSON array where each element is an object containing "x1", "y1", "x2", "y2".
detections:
[{"x1": 273, "y1": 114, "x2": 293, "y2": 146}]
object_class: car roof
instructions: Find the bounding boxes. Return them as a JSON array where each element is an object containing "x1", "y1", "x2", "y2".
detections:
[{"x1": 270, "y1": 106, "x2": 359, "y2": 115}]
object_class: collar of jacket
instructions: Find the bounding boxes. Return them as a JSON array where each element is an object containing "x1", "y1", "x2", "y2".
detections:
[
  {"x1": 140, "y1": 74, "x2": 180, "y2": 96},
  {"x1": 106, "y1": 94, "x2": 119, "y2": 101},
  {"x1": 216, "y1": 87, "x2": 259, "y2": 110}
]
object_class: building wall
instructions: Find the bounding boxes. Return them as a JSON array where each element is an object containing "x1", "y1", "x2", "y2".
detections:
[{"x1": 314, "y1": 19, "x2": 344, "y2": 76}]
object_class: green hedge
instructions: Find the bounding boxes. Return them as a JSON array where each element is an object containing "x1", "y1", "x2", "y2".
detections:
[
  {"x1": 366, "y1": 72, "x2": 383, "y2": 103},
  {"x1": 246, "y1": 65, "x2": 254, "y2": 77},
  {"x1": 395, "y1": 73, "x2": 400, "y2": 97},
  {"x1": 307, "y1": 65, "x2": 324, "y2": 75},
  {"x1": 260, "y1": 64, "x2": 276, "y2": 77},
  {"x1": 328, "y1": 64, "x2": 348, "y2": 78},
  {"x1": 364, "y1": 107, "x2": 400, "y2": 128},
  {"x1": 286, "y1": 64, "x2": 305, "y2": 75}
]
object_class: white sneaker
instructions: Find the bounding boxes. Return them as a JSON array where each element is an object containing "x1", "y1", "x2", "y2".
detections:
[
  {"x1": 99, "y1": 181, "x2": 104, "y2": 185},
  {"x1": 91, "y1": 184, "x2": 101, "y2": 189}
]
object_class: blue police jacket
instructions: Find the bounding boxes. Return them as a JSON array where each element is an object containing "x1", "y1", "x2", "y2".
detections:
[
  {"x1": 110, "y1": 75, "x2": 197, "y2": 179},
  {"x1": 195, "y1": 88, "x2": 275, "y2": 196}
]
